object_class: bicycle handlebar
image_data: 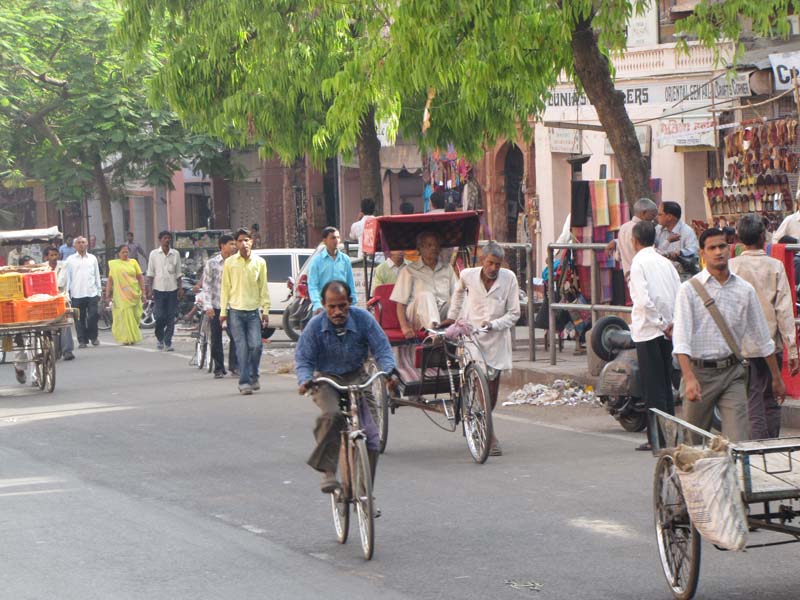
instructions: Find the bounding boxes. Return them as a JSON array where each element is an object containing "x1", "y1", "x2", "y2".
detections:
[{"x1": 310, "y1": 370, "x2": 388, "y2": 392}]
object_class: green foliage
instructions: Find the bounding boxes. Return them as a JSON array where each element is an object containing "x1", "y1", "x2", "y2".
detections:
[{"x1": 0, "y1": 0, "x2": 227, "y2": 208}]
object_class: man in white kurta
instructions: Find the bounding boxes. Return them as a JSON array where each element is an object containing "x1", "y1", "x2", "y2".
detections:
[{"x1": 442, "y1": 242, "x2": 521, "y2": 456}]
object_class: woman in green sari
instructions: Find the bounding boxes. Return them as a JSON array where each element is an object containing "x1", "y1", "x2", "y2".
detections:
[{"x1": 106, "y1": 245, "x2": 145, "y2": 345}]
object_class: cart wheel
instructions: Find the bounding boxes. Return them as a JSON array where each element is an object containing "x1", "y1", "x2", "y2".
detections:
[
  {"x1": 461, "y1": 363, "x2": 493, "y2": 464},
  {"x1": 43, "y1": 334, "x2": 56, "y2": 393},
  {"x1": 654, "y1": 454, "x2": 700, "y2": 600},
  {"x1": 365, "y1": 359, "x2": 389, "y2": 454},
  {"x1": 618, "y1": 411, "x2": 647, "y2": 432},
  {"x1": 32, "y1": 335, "x2": 45, "y2": 390}
]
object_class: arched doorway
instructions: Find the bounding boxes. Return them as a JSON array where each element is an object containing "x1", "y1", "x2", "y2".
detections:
[{"x1": 504, "y1": 145, "x2": 524, "y2": 242}]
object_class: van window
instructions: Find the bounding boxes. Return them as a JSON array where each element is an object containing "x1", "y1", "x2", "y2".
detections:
[
  {"x1": 262, "y1": 254, "x2": 292, "y2": 283},
  {"x1": 298, "y1": 253, "x2": 311, "y2": 271}
]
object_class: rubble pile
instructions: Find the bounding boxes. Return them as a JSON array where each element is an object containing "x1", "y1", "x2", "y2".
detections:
[{"x1": 503, "y1": 379, "x2": 598, "y2": 407}]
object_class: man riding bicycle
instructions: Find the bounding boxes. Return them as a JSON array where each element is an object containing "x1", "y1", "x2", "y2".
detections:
[{"x1": 295, "y1": 280, "x2": 399, "y2": 494}]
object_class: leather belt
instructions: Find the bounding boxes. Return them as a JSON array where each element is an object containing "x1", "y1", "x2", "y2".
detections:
[{"x1": 690, "y1": 355, "x2": 743, "y2": 369}]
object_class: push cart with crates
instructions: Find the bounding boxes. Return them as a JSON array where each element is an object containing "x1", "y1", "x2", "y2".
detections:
[
  {"x1": 651, "y1": 408, "x2": 800, "y2": 600},
  {"x1": 0, "y1": 227, "x2": 73, "y2": 392}
]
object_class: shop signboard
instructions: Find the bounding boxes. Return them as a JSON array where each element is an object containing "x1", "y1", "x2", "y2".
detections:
[
  {"x1": 769, "y1": 51, "x2": 800, "y2": 91},
  {"x1": 626, "y1": 6, "x2": 658, "y2": 47},
  {"x1": 548, "y1": 128, "x2": 581, "y2": 154},
  {"x1": 604, "y1": 126, "x2": 651, "y2": 155},
  {"x1": 656, "y1": 116, "x2": 717, "y2": 148}
]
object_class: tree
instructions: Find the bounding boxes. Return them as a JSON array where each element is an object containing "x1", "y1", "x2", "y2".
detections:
[
  {"x1": 382, "y1": 0, "x2": 800, "y2": 208},
  {"x1": 0, "y1": 0, "x2": 227, "y2": 252},
  {"x1": 120, "y1": 0, "x2": 393, "y2": 206}
]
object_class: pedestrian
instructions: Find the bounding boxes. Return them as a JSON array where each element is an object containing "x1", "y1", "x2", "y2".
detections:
[
  {"x1": 440, "y1": 241, "x2": 521, "y2": 456},
  {"x1": 772, "y1": 204, "x2": 800, "y2": 243},
  {"x1": 146, "y1": 231, "x2": 182, "y2": 352},
  {"x1": 373, "y1": 251, "x2": 406, "y2": 287},
  {"x1": 250, "y1": 223, "x2": 262, "y2": 249},
  {"x1": 307, "y1": 227, "x2": 357, "y2": 314},
  {"x1": 295, "y1": 280, "x2": 398, "y2": 493},
  {"x1": 59, "y1": 235, "x2": 76, "y2": 260},
  {"x1": 7, "y1": 245, "x2": 23, "y2": 266},
  {"x1": 672, "y1": 227, "x2": 784, "y2": 442},
  {"x1": 428, "y1": 191, "x2": 446, "y2": 213},
  {"x1": 125, "y1": 231, "x2": 148, "y2": 268},
  {"x1": 220, "y1": 227, "x2": 270, "y2": 395},
  {"x1": 777, "y1": 235, "x2": 800, "y2": 286},
  {"x1": 199, "y1": 233, "x2": 239, "y2": 378},
  {"x1": 655, "y1": 201, "x2": 699, "y2": 280},
  {"x1": 627, "y1": 221, "x2": 681, "y2": 451},
  {"x1": 399, "y1": 200, "x2": 415, "y2": 215},
  {"x1": 63, "y1": 236, "x2": 102, "y2": 349},
  {"x1": 43, "y1": 246, "x2": 75, "y2": 361},
  {"x1": 105, "y1": 244, "x2": 146, "y2": 346},
  {"x1": 606, "y1": 198, "x2": 658, "y2": 280},
  {"x1": 730, "y1": 215, "x2": 799, "y2": 438},
  {"x1": 349, "y1": 197, "x2": 376, "y2": 258}
]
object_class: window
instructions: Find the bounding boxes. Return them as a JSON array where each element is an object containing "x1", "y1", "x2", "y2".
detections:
[
  {"x1": 298, "y1": 253, "x2": 311, "y2": 271},
  {"x1": 262, "y1": 254, "x2": 292, "y2": 283}
]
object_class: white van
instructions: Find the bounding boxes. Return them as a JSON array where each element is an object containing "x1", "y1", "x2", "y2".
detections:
[{"x1": 252, "y1": 248, "x2": 315, "y2": 329}]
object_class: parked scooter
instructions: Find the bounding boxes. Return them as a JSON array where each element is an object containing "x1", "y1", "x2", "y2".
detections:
[
  {"x1": 591, "y1": 316, "x2": 720, "y2": 433},
  {"x1": 282, "y1": 274, "x2": 312, "y2": 341}
]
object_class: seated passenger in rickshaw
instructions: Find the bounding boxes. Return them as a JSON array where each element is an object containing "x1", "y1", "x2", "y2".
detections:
[{"x1": 390, "y1": 231, "x2": 457, "y2": 336}]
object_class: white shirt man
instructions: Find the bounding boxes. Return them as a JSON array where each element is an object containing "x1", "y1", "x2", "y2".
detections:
[
  {"x1": 772, "y1": 210, "x2": 800, "y2": 243},
  {"x1": 349, "y1": 198, "x2": 376, "y2": 258},
  {"x1": 63, "y1": 236, "x2": 102, "y2": 347},
  {"x1": 628, "y1": 221, "x2": 681, "y2": 451},
  {"x1": 442, "y1": 244, "x2": 520, "y2": 456}
]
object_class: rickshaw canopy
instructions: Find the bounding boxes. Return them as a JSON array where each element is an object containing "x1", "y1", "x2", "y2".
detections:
[
  {"x1": 361, "y1": 211, "x2": 485, "y2": 254},
  {"x1": 0, "y1": 226, "x2": 62, "y2": 246}
]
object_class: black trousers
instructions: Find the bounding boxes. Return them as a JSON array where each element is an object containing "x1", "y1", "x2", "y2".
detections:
[
  {"x1": 72, "y1": 296, "x2": 99, "y2": 344},
  {"x1": 210, "y1": 308, "x2": 238, "y2": 374},
  {"x1": 636, "y1": 336, "x2": 674, "y2": 445},
  {"x1": 153, "y1": 290, "x2": 177, "y2": 346}
]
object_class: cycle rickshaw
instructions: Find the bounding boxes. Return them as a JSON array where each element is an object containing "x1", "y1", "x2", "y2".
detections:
[
  {"x1": 360, "y1": 210, "x2": 495, "y2": 463},
  {"x1": 1, "y1": 227, "x2": 73, "y2": 392}
]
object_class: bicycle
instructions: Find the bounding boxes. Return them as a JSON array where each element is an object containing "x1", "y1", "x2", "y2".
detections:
[
  {"x1": 309, "y1": 370, "x2": 387, "y2": 560},
  {"x1": 190, "y1": 311, "x2": 213, "y2": 372}
]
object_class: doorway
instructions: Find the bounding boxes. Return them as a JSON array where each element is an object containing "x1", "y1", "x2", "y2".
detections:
[{"x1": 504, "y1": 145, "x2": 524, "y2": 242}]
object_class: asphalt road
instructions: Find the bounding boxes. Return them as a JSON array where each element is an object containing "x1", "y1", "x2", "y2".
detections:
[{"x1": 1, "y1": 328, "x2": 799, "y2": 599}]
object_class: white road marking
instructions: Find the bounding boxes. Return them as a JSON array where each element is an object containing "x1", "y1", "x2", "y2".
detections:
[
  {"x1": 0, "y1": 488, "x2": 75, "y2": 498},
  {"x1": 0, "y1": 402, "x2": 134, "y2": 426},
  {"x1": 0, "y1": 476, "x2": 64, "y2": 489},
  {"x1": 241, "y1": 524, "x2": 267, "y2": 534}
]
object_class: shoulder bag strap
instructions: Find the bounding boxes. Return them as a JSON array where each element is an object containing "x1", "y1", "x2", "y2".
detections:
[{"x1": 688, "y1": 278, "x2": 745, "y2": 363}]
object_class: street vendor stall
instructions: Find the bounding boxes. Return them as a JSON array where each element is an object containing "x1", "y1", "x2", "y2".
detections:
[{"x1": 0, "y1": 227, "x2": 73, "y2": 392}]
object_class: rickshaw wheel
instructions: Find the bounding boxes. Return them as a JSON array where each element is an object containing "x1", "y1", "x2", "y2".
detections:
[
  {"x1": 461, "y1": 363, "x2": 493, "y2": 464},
  {"x1": 654, "y1": 454, "x2": 700, "y2": 600},
  {"x1": 365, "y1": 358, "x2": 389, "y2": 454}
]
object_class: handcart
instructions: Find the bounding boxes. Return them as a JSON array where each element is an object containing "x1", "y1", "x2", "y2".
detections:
[
  {"x1": 1, "y1": 226, "x2": 72, "y2": 393},
  {"x1": 361, "y1": 211, "x2": 495, "y2": 463},
  {"x1": 652, "y1": 408, "x2": 800, "y2": 599}
]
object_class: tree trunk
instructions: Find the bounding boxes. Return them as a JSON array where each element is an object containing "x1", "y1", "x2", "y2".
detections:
[
  {"x1": 356, "y1": 105, "x2": 383, "y2": 212},
  {"x1": 571, "y1": 17, "x2": 651, "y2": 207},
  {"x1": 93, "y1": 156, "x2": 115, "y2": 267}
]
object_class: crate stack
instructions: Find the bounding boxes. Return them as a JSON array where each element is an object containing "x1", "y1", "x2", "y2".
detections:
[{"x1": 0, "y1": 270, "x2": 66, "y2": 324}]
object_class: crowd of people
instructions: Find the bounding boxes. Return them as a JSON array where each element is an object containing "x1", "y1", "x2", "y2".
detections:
[{"x1": 621, "y1": 198, "x2": 798, "y2": 452}]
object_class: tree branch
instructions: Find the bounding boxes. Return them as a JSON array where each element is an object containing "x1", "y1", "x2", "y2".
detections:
[{"x1": 16, "y1": 63, "x2": 69, "y2": 89}]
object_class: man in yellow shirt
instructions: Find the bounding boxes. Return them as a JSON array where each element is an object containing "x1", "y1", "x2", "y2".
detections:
[{"x1": 220, "y1": 228, "x2": 271, "y2": 395}]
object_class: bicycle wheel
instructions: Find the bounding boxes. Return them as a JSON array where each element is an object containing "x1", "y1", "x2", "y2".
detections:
[
  {"x1": 331, "y1": 438, "x2": 350, "y2": 544},
  {"x1": 42, "y1": 334, "x2": 56, "y2": 393},
  {"x1": 203, "y1": 324, "x2": 213, "y2": 373},
  {"x1": 365, "y1": 358, "x2": 389, "y2": 454},
  {"x1": 460, "y1": 363, "x2": 493, "y2": 464},
  {"x1": 97, "y1": 302, "x2": 112, "y2": 331},
  {"x1": 654, "y1": 454, "x2": 700, "y2": 600},
  {"x1": 353, "y1": 438, "x2": 374, "y2": 560},
  {"x1": 196, "y1": 316, "x2": 208, "y2": 370}
]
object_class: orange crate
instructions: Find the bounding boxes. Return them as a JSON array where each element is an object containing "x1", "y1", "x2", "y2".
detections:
[
  {"x1": 0, "y1": 301, "x2": 15, "y2": 323},
  {"x1": 15, "y1": 296, "x2": 67, "y2": 323},
  {"x1": 0, "y1": 274, "x2": 24, "y2": 301},
  {"x1": 23, "y1": 271, "x2": 57, "y2": 297}
]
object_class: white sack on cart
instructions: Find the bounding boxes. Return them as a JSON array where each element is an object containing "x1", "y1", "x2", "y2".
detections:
[{"x1": 676, "y1": 453, "x2": 748, "y2": 551}]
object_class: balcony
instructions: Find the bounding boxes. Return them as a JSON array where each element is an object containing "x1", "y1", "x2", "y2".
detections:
[{"x1": 611, "y1": 40, "x2": 736, "y2": 80}]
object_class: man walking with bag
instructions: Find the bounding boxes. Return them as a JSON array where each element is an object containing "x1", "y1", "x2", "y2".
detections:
[{"x1": 672, "y1": 228, "x2": 784, "y2": 442}]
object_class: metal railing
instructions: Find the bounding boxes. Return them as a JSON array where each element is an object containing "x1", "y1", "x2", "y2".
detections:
[{"x1": 547, "y1": 242, "x2": 631, "y2": 366}]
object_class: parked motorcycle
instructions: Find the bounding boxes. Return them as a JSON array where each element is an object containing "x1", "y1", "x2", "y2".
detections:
[
  {"x1": 591, "y1": 316, "x2": 720, "y2": 433},
  {"x1": 282, "y1": 274, "x2": 312, "y2": 341}
]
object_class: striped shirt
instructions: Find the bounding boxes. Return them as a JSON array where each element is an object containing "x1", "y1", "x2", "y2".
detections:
[
  {"x1": 672, "y1": 269, "x2": 775, "y2": 360},
  {"x1": 200, "y1": 253, "x2": 224, "y2": 309}
]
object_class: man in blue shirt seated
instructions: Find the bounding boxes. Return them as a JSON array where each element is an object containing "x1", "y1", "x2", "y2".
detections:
[
  {"x1": 307, "y1": 227, "x2": 358, "y2": 314},
  {"x1": 296, "y1": 280, "x2": 398, "y2": 494}
]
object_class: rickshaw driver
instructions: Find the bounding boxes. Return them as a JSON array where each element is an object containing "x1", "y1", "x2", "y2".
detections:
[
  {"x1": 392, "y1": 231, "x2": 458, "y2": 337},
  {"x1": 296, "y1": 280, "x2": 400, "y2": 494}
]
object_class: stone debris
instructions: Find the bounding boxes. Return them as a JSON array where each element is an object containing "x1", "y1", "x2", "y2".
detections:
[{"x1": 503, "y1": 379, "x2": 598, "y2": 407}]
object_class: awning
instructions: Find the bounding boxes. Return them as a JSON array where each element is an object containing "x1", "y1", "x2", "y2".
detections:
[
  {"x1": 340, "y1": 142, "x2": 424, "y2": 174},
  {"x1": 0, "y1": 226, "x2": 62, "y2": 245}
]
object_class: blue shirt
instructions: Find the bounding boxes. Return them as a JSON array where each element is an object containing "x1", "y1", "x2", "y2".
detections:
[
  {"x1": 294, "y1": 307, "x2": 396, "y2": 385},
  {"x1": 60, "y1": 244, "x2": 76, "y2": 260},
  {"x1": 307, "y1": 249, "x2": 357, "y2": 311}
]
